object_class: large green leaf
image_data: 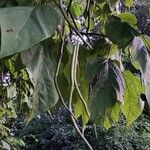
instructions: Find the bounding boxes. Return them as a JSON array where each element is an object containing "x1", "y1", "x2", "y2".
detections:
[
  {"x1": 121, "y1": 71, "x2": 144, "y2": 125},
  {"x1": 21, "y1": 42, "x2": 59, "y2": 119},
  {"x1": 105, "y1": 16, "x2": 137, "y2": 48},
  {"x1": 0, "y1": 5, "x2": 60, "y2": 59},
  {"x1": 132, "y1": 37, "x2": 150, "y2": 105},
  {"x1": 86, "y1": 58, "x2": 124, "y2": 127}
]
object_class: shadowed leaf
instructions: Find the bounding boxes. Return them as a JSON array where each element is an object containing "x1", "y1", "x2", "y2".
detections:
[{"x1": 86, "y1": 59, "x2": 124, "y2": 127}]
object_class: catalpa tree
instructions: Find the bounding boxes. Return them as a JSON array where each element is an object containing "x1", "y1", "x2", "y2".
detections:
[{"x1": 0, "y1": 0, "x2": 150, "y2": 149}]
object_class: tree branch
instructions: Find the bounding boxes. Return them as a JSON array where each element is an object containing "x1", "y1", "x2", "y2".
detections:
[
  {"x1": 80, "y1": 31, "x2": 108, "y2": 38},
  {"x1": 53, "y1": 0, "x2": 93, "y2": 49}
]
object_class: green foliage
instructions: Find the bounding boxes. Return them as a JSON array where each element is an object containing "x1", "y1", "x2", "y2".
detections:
[
  {"x1": 0, "y1": 0, "x2": 150, "y2": 149},
  {"x1": 122, "y1": 71, "x2": 144, "y2": 125},
  {"x1": 86, "y1": 59, "x2": 124, "y2": 128}
]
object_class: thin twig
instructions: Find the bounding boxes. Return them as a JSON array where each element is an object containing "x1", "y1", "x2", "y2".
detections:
[
  {"x1": 68, "y1": 10, "x2": 79, "y2": 30},
  {"x1": 53, "y1": 1, "x2": 93, "y2": 148},
  {"x1": 86, "y1": 0, "x2": 91, "y2": 12},
  {"x1": 86, "y1": 0, "x2": 91, "y2": 33},
  {"x1": 80, "y1": 31, "x2": 108, "y2": 38},
  {"x1": 67, "y1": 0, "x2": 79, "y2": 29},
  {"x1": 67, "y1": 0, "x2": 72, "y2": 12},
  {"x1": 53, "y1": 0, "x2": 93, "y2": 49},
  {"x1": 95, "y1": 3, "x2": 101, "y2": 10},
  {"x1": 94, "y1": 123, "x2": 98, "y2": 139},
  {"x1": 85, "y1": 0, "x2": 91, "y2": 42}
]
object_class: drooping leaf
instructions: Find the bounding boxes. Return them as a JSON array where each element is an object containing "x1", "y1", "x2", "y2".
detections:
[
  {"x1": 125, "y1": 0, "x2": 133, "y2": 7},
  {"x1": 0, "y1": 5, "x2": 60, "y2": 59},
  {"x1": 121, "y1": 71, "x2": 144, "y2": 125},
  {"x1": 21, "y1": 43, "x2": 59, "y2": 119},
  {"x1": 105, "y1": 16, "x2": 137, "y2": 48},
  {"x1": 86, "y1": 58, "x2": 124, "y2": 127},
  {"x1": 132, "y1": 37, "x2": 150, "y2": 105}
]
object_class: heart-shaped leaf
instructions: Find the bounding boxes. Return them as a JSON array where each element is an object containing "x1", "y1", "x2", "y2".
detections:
[
  {"x1": 105, "y1": 16, "x2": 137, "y2": 48},
  {"x1": 21, "y1": 42, "x2": 59, "y2": 120},
  {"x1": 86, "y1": 58, "x2": 124, "y2": 127},
  {"x1": 0, "y1": 5, "x2": 60, "y2": 59}
]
